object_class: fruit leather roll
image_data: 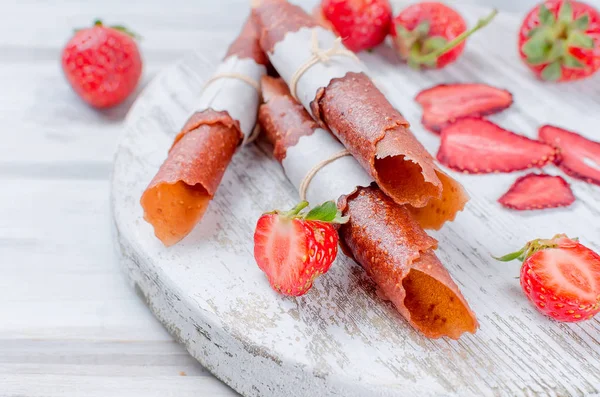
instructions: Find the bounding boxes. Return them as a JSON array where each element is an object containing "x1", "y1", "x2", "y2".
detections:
[
  {"x1": 141, "y1": 16, "x2": 269, "y2": 246},
  {"x1": 252, "y1": 0, "x2": 468, "y2": 230},
  {"x1": 259, "y1": 76, "x2": 477, "y2": 339}
]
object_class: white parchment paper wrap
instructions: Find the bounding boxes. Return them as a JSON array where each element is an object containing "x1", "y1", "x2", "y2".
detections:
[
  {"x1": 194, "y1": 56, "x2": 267, "y2": 142},
  {"x1": 282, "y1": 129, "x2": 372, "y2": 205},
  {"x1": 270, "y1": 27, "x2": 365, "y2": 116}
]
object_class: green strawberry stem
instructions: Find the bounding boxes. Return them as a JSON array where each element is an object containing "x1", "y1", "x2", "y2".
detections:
[
  {"x1": 493, "y1": 234, "x2": 574, "y2": 262},
  {"x1": 275, "y1": 200, "x2": 349, "y2": 224},
  {"x1": 282, "y1": 201, "x2": 309, "y2": 218},
  {"x1": 411, "y1": 9, "x2": 498, "y2": 65}
]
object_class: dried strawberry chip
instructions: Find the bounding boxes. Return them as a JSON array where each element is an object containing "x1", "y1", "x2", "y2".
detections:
[
  {"x1": 539, "y1": 125, "x2": 600, "y2": 187},
  {"x1": 437, "y1": 118, "x2": 557, "y2": 173},
  {"x1": 416, "y1": 83, "x2": 513, "y2": 133},
  {"x1": 498, "y1": 173, "x2": 575, "y2": 211}
]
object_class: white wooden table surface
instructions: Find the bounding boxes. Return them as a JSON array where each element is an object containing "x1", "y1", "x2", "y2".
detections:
[{"x1": 3, "y1": 0, "x2": 598, "y2": 396}]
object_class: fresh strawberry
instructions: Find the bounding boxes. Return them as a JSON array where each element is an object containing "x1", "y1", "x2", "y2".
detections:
[
  {"x1": 415, "y1": 83, "x2": 514, "y2": 133},
  {"x1": 519, "y1": 0, "x2": 600, "y2": 82},
  {"x1": 62, "y1": 20, "x2": 142, "y2": 108},
  {"x1": 498, "y1": 173, "x2": 575, "y2": 210},
  {"x1": 437, "y1": 118, "x2": 558, "y2": 173},
  {"x1": 496, "y1": 235, "x2": 600, "y2": 322},
  {"x1": 320, "y1": 0, "x2": 393, "y2": 52},
  {"x1": 253, "y1": 201, "x2": 347, "y2": 296},
  {"x1": 391, "y1": 2, "x2": 497, "y2": 69},
  {"x1": 539, "y1": 125, "x2": 600, "y2": 186}
]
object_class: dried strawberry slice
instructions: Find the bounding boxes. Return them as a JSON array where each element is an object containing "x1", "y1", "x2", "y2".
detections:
[
  {"x1": 416, "y1": 83, "x2": 513, "y2": 133},
  {"x1": 437, "y1": 118, "x2": 557, "y2": 173},
  {"x1": 539, "y1": 125, "x2": 600, "y2": 187},
  {"x1": 498, "y1": 173, "x2": 575, "y2": 210}
]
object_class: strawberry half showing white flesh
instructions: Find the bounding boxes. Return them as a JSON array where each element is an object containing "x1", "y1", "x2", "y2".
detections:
[
  {"x1": 253, "y1": 201, "x2": 348, "y2": 296},
  {"x1": 496, "y1": 235, "x2": 600, "y2": 322}
]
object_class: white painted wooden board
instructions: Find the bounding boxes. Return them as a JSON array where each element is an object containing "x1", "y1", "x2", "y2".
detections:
[{"x1": 111, "y1": 3, "x2": 600, "y2": 397}]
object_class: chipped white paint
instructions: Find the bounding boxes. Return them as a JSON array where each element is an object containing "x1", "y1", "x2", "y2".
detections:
[
  {"x1": 270, "y1": 26, "x2": 364, "y2": 115},
  {"x1": 111, "y1": 3, "x2": 600, "y2": 397}
]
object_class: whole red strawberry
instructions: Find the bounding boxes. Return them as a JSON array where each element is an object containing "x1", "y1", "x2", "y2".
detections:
[
  {"x1": 254, "y1": 201, "x2": 347, "y2": 296},
  {"x1": 391, "y1": 2, "x2": 497, "y2": 69},
  {"x1": 496, "y1": 235, "x2": 600, "y2": 322},
  {"x1": 321, "y1": 0, "x2": 392, "y2": 52},
  {"x1": 519, "y1": 0, "x2": 600, "y2": 82},
  {"x1": 62, "y1": 20, "x2": 142, "y2": 108}
]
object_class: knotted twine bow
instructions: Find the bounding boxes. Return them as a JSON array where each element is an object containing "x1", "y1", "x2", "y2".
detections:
[{"x1": 289, "y1": 30, "x2": 359, "y2": 100}]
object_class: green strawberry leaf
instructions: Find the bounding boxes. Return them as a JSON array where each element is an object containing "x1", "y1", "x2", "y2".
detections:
[
  {"x1": 527, "y1": 54, "x2": 550, "y2": 65},
  {"x1": 571, "y1": 14, "x2": 590, "y2": 30},
  {"x1": 547, "y1": 39, "x2": 566, "y2": 62},
  {"x1": 564, "y1": 54, "x2": 584, "y2": 68},
  {"x1": 541, "y1": 60, "x2": 562, "y2": 81},
  {"x1": 414, "y1": 20, "x2": 431, "y2": 37},
  {"x1": 539, "y1": 4, "x2": 556, "y2": 26},
  {"x1": 395, "y1": 24, "x2": 411, "y2": 39},
  {"x1": 522, "y1": 36, "x2": 550, "y2": 61},
  {"x1": 305, "y1": 201, "x2": 339, "y2": 222},
  {"x1": 527, "y1": 27, "x2": 542, "y2": 38},
  {"x1": 111, "y1": 25, "x2": 142, "y2": 40},
  {"x1": 569, "y1": 31, "x2": 594, "y2": 48},
  {"x1": 407, "y1": 57, "x2": 422, "y2": 69},
  {"x1": 558, "y1": 1, "x2": 573, "y2": 24}
]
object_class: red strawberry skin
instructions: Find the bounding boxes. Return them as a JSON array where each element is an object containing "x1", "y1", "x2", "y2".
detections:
[
  {"x1": 416, "y1": 83, "x2": 514, "y2": 133},
  {"x1": 61, "y1": 24, "x2": 142, "y2": 108},
  {"x1": 437, "y1": 118, "x2": 557, "y2": 173},
  {"x1": 518, "y1": 0, "x2": 600, "y2": 82},
  {"x1": 321, "y1": 0, "x2": 392, "y2": 52},
  {"x1": 391, "y1": 2, "x2": 467, "y2": 68},
  {"x1": 539, "y1": 125, "x2": 600, "y2": 186},
  {"x1": 499, "y1": 173, "x2": 575, "y2": 210},
  {"x1": 521, "y1": 238, "x2": 600, "y2": 322},
  {"x1": 254, "y1": 214, "x2": 339, "y2": 296}
]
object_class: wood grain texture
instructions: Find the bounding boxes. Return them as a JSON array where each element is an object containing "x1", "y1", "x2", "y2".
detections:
[
  {"x1": 3, "y1": 0, "x2": 598, "y2": 396},
  {"x1": 0, "y1": 0, "x2": 248, "y2": 395},
  {"x1": 112, "y1": 4, "x2": 600, "y2": 397}
]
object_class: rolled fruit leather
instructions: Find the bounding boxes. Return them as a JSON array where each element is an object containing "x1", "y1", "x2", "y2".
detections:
[
  {"x1": 140, "y1": 16, "x2": 269, "y2": 246},
  {"x1": 259, "y1": 76, "x2": 477, "y2": 339},
  {"x1": 252, "y1": 0, "x2": 469, "y2": 230}
]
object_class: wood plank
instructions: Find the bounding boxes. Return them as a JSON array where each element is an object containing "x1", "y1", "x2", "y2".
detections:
[
  {"x1": 0, "y1": 179, "x2": 171, "y2": 340},
  {"x1": 0, "y1": 375, "x2": 238, "y2": 397},
  {"x1": 0, "y1": 339, "x2": 208, "y2": 376}
]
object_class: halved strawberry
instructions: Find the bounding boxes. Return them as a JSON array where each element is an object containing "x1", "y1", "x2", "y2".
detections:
[
  {"x1": 539, "y1": 125, "x2": 600, "y2": 186},
  {"x1": 499, "y1": 173, "x2": 575, "y2": 210},
  {"x1": 437, "y1": 118, "x2": 558, "y2": 173},
  {"x1": 253, "y1": 201, "x2": 347, "y2": 296},
  {"x1": 415, "y1": 83, "x2": 514, "y2": 133},
  {"x1": 496, "y1": 235, "x2": 600, "y2": 322}
]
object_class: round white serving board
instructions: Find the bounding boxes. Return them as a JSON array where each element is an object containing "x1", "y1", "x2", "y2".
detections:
[{"x1": 111, "y1": 3, "x2": 600, "y2": 396}]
